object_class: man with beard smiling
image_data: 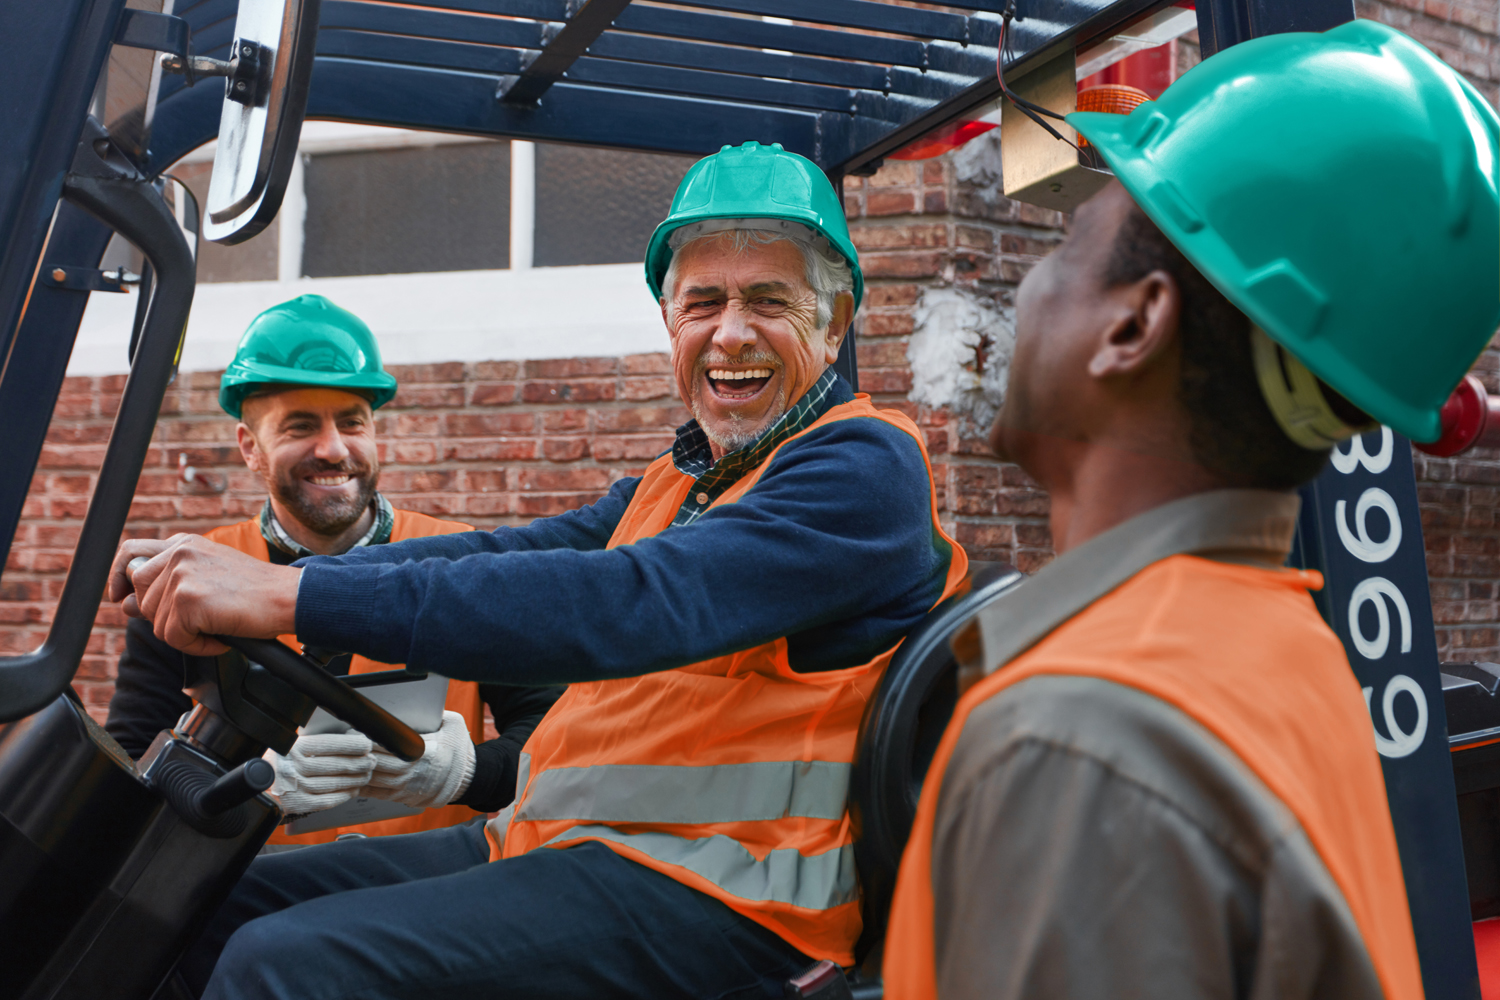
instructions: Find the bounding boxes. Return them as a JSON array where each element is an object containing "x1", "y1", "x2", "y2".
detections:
[
  {"x1": 105, "y1": 294, "x2": 561, "y2": 849},
  {"x1": 110, "y1": 142, "x2": 967, "y2": 1000}
]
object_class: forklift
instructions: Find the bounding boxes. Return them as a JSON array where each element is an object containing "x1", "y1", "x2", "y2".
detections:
[{"x1": 0, "y1": 0, "x2": 1493, "y2": 996}]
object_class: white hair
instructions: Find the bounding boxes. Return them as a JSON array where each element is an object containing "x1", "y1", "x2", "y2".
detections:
[{"x1": 662, "y1": 227, "x2": 854, "y2": 330}]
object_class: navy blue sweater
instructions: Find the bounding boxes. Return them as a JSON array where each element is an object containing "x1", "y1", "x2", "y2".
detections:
[{"x1": 295, "y1": 414, "x2": 956, "y2": 684}]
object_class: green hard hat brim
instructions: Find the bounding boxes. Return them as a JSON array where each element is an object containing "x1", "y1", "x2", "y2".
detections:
[
  {"x1": 1070, "y1": 108, "x2": 1445, "y2": 444},
  {"x1": 219, "y1": 362, "x2": 398, "y2": 419},
  {"x1": 645, "y1": 214, "x2": 865, "y2": 316}
]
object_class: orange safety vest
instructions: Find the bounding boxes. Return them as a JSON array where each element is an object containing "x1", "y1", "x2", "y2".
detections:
[
  {"x1": 884, "y1": 555, "x2": 1423, "y2": 1000},
  {"x1": 495, "y1": 395, "x2": 968, "y2": 966},
  {"x1": 204, "y1": 509, "x2": 485, "y2": 846}
]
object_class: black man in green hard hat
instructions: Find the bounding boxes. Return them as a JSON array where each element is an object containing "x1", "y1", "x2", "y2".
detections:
[{"x1": 886, "y1": 21, "x2": 1499, "y2": 1000}]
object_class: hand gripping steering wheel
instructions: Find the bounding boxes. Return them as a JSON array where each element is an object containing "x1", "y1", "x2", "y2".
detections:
[
  {"x1": 126, "y1": 557, "x2": 424, "y2": 761},
  {"x1": 214, "y1": 635, "x2": 425, "y2": 761}
]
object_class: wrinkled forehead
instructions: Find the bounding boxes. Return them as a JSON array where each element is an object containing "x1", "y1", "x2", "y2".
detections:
[{"x1": 668, "y1": 232, "x2": 809, "y2": 296}]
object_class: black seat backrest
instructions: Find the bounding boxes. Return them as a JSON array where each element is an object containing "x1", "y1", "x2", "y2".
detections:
[{"x1": 848, "y1": 562, "x2": 1024, "y2": 962}]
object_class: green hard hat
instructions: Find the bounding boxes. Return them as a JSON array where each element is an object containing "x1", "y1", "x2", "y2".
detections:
[
  {"x1": 645, "y1": 141, "x2": 864, "y2": 314},
  {"x1": 1069, "y1": 19, "x2": 1500, "y2": 444},
  {"x1": 219, "y1": 294, "x2": 398, "y2": 418}
]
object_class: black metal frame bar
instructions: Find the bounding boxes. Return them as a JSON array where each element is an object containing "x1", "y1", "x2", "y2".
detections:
[{"x1": 500, "y1": 0, "x2": 633, "y2": 105}]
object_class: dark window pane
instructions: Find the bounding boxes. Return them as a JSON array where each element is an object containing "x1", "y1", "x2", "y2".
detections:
[
  {"x1": 534, "y1": 144, "x2": 694, "y2": 267},
  {"x1": 304, "y1": 143, "x2": 510, "y2": 277}
]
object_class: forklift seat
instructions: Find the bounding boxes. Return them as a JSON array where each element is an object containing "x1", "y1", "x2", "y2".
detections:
[{"x1": 787, "y1": 562, "x2": 1024, "y2": 999}]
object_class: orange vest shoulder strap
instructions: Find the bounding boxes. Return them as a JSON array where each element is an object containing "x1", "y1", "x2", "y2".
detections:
[
  {"x1": 607, "y1": 455, "x2": 694, "y2": 548},
  {"x1": 204, "y1": 519, "x2": 270, "y2": 560},
  {"x1": 390, "y1": 508, "x2": 473, "y2": 540},
  {"x1": 712, "y1": 395, "x2": 928, "y2": 506}
]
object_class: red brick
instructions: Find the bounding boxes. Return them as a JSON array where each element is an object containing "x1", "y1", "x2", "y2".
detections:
[
  {"x1": 391, "y1": 385, "x2": 465, "y2": 409},
  {"x1": 544, "y1": 437, "x2": 589, "y2": 462},
  {"x1": 516, "y1": 494, "x2": 599, "y2": 517},
  {"x1": 858, "y1": 369, "x2": 913, "y2": 393},
  {"x1": 393, "y1": 441, "x2": 440, "y2": 464},
  {"x1": 861, "y1": 312, "x2": 915, "y2": 337},
  {"x1": 464, "y1": 470, "x2": 507, "y2": 492},
  {"x1": 443, "y1": 439, "x2": 538, "y2": 462},
  {"x1": 623, "y1": 353, "x2": 673, "y2": 375},
  {"x1": 470, "y1": 383, "x2": 518, "y2": 407},
  {"x1": 620, "y1": 377, "x2": 675, "y2": 402},
  {"x1": 471, "y1": 361, "x2": 521, "y2": 379},
  {"x1": 864, "y1": 284, "x2": 922, "y2": 308},
  {"x1": 594, "y1": 407, "x2": 688, "y2": 433},
  {"x1": 869, "y1": 161, "x2": 919, "y2": 186},
  {"x1": 515, "y1": 468, "x2": 612, "y2": 492},
  {"x1": 521, "y1": 380, "x2": 617, "y2": 404},
  {"x1": 852, "y1": 224, "x2": 948, "y2": 250},
  {"x1": 857, "y1": 340, "x2": 910, "y2": 367},
  {"x1": 395, "y1": 413, "x2": 444, "y2": 436},
  {"x1": 525, "y1": 357, "x2": 618, "y2": 378},
  {"x1": 398, "y1": 495, "x2": 465, "y2": 516},
  {"x1": 591, "y1": 435, "x2": 674, "y2": 461},
  {"x1": 860, "y1": 251, "x2": 945, "y2": 279},
  {"x1": 466, "y1": 494, "x2": 515, "y2": 516},
  {"x1": 444, "y1": 412, "x2": 536, "y2": 436},
  {"x1": 50, "y1": 474, "x2": 93, "y2": 494},
  {"x1": 389, "y1": 362, "x2": 466, "y2": 383},
  {"x1": 542, "y1": 409, "x2": 589, "y2": 432},
  {"x1": 866, "y1": 190, "x2": 918, "y2": 216}
]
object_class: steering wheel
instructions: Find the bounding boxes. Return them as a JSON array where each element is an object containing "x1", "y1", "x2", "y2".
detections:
[
  {"x1": 125, "y1": 557, "x2": 424, "y2": 761},
  {"x1": 214, "y1": 636, "x2": 425, "y2": 761}
]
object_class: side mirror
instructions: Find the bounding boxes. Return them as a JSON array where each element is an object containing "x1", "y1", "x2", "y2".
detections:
[{"x1": 201, "y1": 0, "x2": 322, "y2": 245}]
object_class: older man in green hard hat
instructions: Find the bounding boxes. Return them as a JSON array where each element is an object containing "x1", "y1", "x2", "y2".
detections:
[
  {"x1": 105, "y1": 294, "x2": 560, "y2": 852},
  {"x1": 110, "y1": 142, "x2": 967, "y2": 998},
  {"x1": 884, "y1": 20, "x2": 1499, "y2": 1000}
]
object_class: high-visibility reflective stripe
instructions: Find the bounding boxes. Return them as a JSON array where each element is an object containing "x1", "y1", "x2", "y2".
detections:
[
  {"x1": 514, "y1": 760, "x2": 850, "y2": 824},
  {"x1": 541, "y1": 824, "x2": 860, "y2": 909},
  {"x1": 516, "y1": 751, "x2": 531, "y2": 799}
]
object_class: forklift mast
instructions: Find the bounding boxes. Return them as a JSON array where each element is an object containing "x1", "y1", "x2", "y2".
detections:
[{"x1": 0, "y1": 1, "x2": 1480, "y2": 996}]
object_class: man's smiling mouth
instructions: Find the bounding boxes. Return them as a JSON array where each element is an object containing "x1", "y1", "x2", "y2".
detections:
[
  {"x1": 707, "y1": 368, "x2": 775, "y2": 401},
  {"x1": 307, "y1": 474, "x2": 355, "y2": 487}
]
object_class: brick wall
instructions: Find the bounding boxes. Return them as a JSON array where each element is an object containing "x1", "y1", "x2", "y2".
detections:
[
  {"x1": 6, "y1": 359, "x2": 688, "y2": 719},
  {"x1": 5, "y1": 0, "x2": 1499, "y2": 720}
]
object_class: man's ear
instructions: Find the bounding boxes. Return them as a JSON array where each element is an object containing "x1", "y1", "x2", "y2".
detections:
[
  {"x1": 236, "y1": 422, "x2": 262, "y2": 472},
  {"x1": 822, "y1": 291, "x2": 855, "y2": 364},
  {"x1": 1086, "y1": 270, "x2": 1181, "y2": 379}
]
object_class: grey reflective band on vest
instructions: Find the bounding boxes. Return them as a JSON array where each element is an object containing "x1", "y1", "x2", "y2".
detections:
[
  {"x1": 515, "y1": 751, "x2": 531, "y2": 800},
  {"x1": 541, "y1": 824, "x2": 860, "y2": 909},
  {"x1": 514, "y1": 760, "x2": 851, "y2": 824}
]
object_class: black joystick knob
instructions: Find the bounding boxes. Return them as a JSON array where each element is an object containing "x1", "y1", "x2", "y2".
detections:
[{"x1": 199, "y1": 757, "x2": 275, "y2": 816}]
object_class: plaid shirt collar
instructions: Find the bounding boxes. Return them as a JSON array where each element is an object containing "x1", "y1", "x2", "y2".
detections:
[
  {"x1": 260, "y1": 492, "x2": 395, "y2": 558},
  {"x1": 669, "y1": 368, "x2": 852, "y2": 528}
]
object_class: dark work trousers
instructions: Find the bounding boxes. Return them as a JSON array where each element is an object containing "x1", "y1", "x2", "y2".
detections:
[{"x1": 179, "y1": 821, "x2": 812, "y2": 1000}]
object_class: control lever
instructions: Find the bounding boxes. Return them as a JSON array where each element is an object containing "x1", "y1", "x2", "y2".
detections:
[
  {"x1": 200, "y1": 758, "x2": 275, "y2": 815},
  {"x1": 151, "y1": 757, "x2": 274, "y2": 838},
  {"x1": 124, "y1": 558, "x2": 425, "y2": 761}
]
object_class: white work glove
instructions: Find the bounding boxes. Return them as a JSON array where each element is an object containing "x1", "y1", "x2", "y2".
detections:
[
  {"x1": 267, "y1": 732, "x2": 377, "y2": 815},
  {"x1": 362, "y1": 711, "x2": 476, "y2": 810}
]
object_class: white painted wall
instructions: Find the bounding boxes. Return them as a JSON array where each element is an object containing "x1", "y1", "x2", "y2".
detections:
[
  {"x1": 69, "y1": 122, "x2": 671, "y2": 376},
  {"x1": 68, "y1": 263, "x2": 670, "y2": 376}
]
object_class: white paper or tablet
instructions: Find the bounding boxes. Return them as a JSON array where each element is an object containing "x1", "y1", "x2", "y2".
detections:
[{"x1": 283, "y1": 672, "x2": 449, "y2": 835}]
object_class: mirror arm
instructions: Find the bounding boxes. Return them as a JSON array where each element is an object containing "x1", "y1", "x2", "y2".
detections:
[
  {"x1": 0, "y1": 124, "x2": 195, "y2": 723},
  {"x1": 161, "y1": 42, "x2": 264, "y2": 105}
]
